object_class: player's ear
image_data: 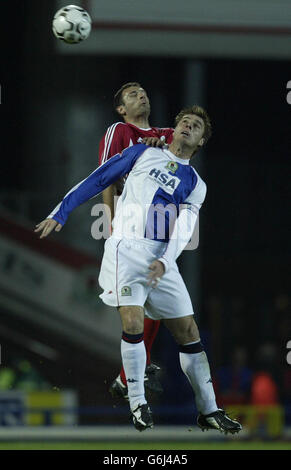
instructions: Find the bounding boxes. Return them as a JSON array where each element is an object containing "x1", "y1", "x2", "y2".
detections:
[
  {"x1": 198, "y1": 137, "x2": 205, "y2": 148},
  {"x1": 116, "y1": 105, "x2": 126, "y2": 117}
]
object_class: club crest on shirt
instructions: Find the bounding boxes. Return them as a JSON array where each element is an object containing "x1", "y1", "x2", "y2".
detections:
[
  {"x1": 165, "y1": 161, "x2": 178, "y2": 174},
  {"x1": 121, "y1": 286, "x2": 132, "y2": 296}
]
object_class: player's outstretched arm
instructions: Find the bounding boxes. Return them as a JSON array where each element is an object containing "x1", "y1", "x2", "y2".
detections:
[
  {"x1": 34, "y1": 218, "x2": 62, "y2": 239},
  {"x1": 34, "y1": 144, "x2": 147, "y2": 239}
]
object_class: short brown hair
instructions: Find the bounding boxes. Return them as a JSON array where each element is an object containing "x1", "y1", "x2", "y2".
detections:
[
  {"x1": 113, "y1": 82, "x2": 142, "y2": 109},
  {"x1": 175, "y1": 105, "x2": 212, "y2": 145}
]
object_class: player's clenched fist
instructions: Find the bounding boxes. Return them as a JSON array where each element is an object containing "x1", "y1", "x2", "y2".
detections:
[{"x1": 34, "y1": 218, "x2": 62, "y2": 239}]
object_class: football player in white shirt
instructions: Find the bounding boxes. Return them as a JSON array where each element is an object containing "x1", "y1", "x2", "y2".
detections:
[
  {"x1": 35, "y1": 106, "x2": 242, "y2": 435},
  {"x1": 99, "y1": 82, "x2": 174, "y2": 400}
]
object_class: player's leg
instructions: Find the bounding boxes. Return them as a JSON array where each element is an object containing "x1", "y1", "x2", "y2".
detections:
[
  {"x1": 148, "y1": 267, "x2": 241, "y2": 434},
  {"x1": 163, "y1": 315, "x2": 218, "y2": 414},
  {"x1": 118, "y1": 305, "x2": 153, "y2": 431},
  {"x1": 143, "y1": 317, "x2": 163, "y2": 393},
  {"x1": 164, "y1": 315, "x2": 242, "y2": 434},
  {"x1": 102, "y1": 238, "x2": 162, "y2": 399},
  {"x1": 144, "y1": 318, "x2": 160, "y2": 366},
  {"x1": 116, "y1": 317, "x2": 162, "y2": 395}
]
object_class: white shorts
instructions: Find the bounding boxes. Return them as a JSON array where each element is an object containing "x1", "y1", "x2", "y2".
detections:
[{"x1": 98, "y1": 237, "x2": 194, "y2": 320}]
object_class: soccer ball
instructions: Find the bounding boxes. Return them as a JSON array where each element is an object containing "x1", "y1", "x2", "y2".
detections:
[{"x1": 52, "y1": 5, "x2": 92, "y2": 44}]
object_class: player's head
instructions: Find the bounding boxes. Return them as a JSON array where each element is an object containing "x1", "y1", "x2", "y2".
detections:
[
  {"x1": 173, "y1": 105, "x2": 212, "y2": 156},
  {"x1": 114, "y1": 82, "x2": 151, "y2": 122}
]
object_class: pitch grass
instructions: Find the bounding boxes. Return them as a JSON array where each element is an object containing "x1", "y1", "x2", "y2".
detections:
[{"x1": 0, "y1": 441, "x2": 290, "y2": 450}]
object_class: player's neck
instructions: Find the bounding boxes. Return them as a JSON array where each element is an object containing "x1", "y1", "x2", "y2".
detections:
[
  {"x1": 168, "y1": 142, "x2": 194, "y2": 160},
  {"x1": 125, "y1": 116, "x2": 150, "y2": 129}
]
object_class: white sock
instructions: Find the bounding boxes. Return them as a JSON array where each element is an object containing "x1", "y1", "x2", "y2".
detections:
[
  {"x1": 179, "y1": 351, "x2": 218, "y2": 415},
  {"x1": 121, "y1": 339, "x2": 147, "y2": 411}
]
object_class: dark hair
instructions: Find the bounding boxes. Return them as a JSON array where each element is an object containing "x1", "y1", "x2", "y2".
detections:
[
  {"x1": 175, "y1": 105, "x2": 212, "y2": 145},
  {"x1": 113, "y1": 82, "x2": 142, "y2": 109}
]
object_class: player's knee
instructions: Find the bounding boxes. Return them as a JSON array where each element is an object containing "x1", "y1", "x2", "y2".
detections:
[
  {"x1": 123, "y1": 319, "x2": 143, "y2": 334},
  {"x1": 120, "y1": 308, "x2": 144, "y2": 334},
  {"x1": 174, "y1": 320, "x2": 199, "y2": 344}
]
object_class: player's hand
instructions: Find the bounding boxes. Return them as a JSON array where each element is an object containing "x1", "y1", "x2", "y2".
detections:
[
  {"x1": 147, "y1": 260, "x2": 165, "y2": 288},
  {"x1": 142, "y1": 136, "x2": 166, "y2": 148},
  {"x1": 34, "y1": 218, "x2": 63, "y2": 239}
]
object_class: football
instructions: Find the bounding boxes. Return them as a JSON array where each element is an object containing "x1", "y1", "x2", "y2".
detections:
[{"x1": 52, "y1": 5, "x2": 92, "y2": 44}]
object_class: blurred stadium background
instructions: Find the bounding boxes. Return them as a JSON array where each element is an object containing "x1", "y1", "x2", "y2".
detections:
[{"x1": 0, "y1": 0, "x2": 290, "y2": 450}]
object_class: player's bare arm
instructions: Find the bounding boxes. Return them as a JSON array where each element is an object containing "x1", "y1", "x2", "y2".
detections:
[{"x1": 102, "y1": 184, "x2": 117, "y2": 226}]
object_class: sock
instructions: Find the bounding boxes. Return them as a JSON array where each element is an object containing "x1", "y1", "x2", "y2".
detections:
[
  {"x1": 179, "y1": 341, "x2": 218, "y2": 415},
  {"x1": 119, "y1": 319, "x2": 160, "y2": 383},
  {"x1": 121, "y1": 332, "x2": 147, "y2": 411},
  {"x1": 144, "y1": 318, "x2": 160, "y2": 365},
  {"x1": 119, "y1": 366, "x2": 127, "y2": 386}
]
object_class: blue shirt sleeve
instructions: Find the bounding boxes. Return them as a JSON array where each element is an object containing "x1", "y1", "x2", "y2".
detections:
[{"x1": 52, "y1": 144, "x2": 147, "y2": 226}]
